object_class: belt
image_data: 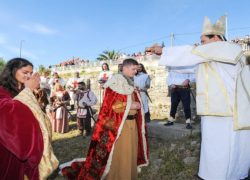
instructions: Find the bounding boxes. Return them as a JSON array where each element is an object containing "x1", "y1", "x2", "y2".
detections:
[
  {"x1": 174, "y1": 85, "x2": 189, "y2": 89},
  {"x1": 126, "y1": 114, "x2": 137, "y2": 120}
]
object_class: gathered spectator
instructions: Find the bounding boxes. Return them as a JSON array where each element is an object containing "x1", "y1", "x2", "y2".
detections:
[
  {"x1": 49, "y1": 83, "x2": 70, "y2": 133},
  {"x1": 98, "y1": 63, "x2": 113, "y2": 85},
  {"x1": 48, "y1": 72, "x2": 65, "y2": 93},
  {"x1": 75, "y1": 81, "x2": 97, "y2": 136},
  {"x1": 98, "y1": 63, "x2": 113, "y2": 103},
  {"x1": 66, "y1": 71, "x2": 84, "y2": 110},
  {"x1": 134, "y1": 63, "x2": 151, "y2": 122},
  {"x1": 40, "y1": 70, "x2": 51, "y2": 98}
]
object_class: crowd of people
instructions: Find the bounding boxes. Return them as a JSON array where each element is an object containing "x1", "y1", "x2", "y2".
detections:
[
  {"x1": 54, "y1": 57, "x2": 89, "y2": 67},
  {"x1": 0, "y1": 14, "x2": 249, "y2": 180}
]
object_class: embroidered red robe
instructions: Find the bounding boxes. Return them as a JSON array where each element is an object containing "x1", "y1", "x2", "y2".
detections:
[
  {"x1": 0, "y1": 87, "x2": 44, "y2": 180},
  {"x1": 78, "y1": 88, "x2": 148, "y2": 180},
  {"x1": 62, "y1": 87, "x2": 149, "y2": 180}
]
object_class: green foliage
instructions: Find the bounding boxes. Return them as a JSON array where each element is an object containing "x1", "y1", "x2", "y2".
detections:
[
  {"x1": 37, "y1": 65, "x2": 51, "y2": 75},
  {"x1": 0, "y1": 58, "x2": 6, "y2": 73},
  {"x1": 38, "y1": 65, "x2": 46, "y2": 74},
  {"x1": 96, "y1": 50, "x2": 120, "y2": 61}
]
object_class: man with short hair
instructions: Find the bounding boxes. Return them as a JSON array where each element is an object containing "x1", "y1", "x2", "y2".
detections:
[
  {"x1": 75, "y1": 80, "x2": 97, "y2": 136},
  {"x1": 75, "y1": 58, "x2": 149, "y2": 180}
]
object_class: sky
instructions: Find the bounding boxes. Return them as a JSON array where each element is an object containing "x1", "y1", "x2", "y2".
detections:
[{"x1": 0, "y1": 0, "x2": 249, "y2": 68}]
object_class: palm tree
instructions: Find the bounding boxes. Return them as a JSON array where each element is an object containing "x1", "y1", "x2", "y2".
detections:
[
  {"x1": 96, "y1": 50, "x2": 120, "y2": 61},
  {"x1": 37, "y1": 65, "x2": 51, "y2": 75},
  {"x1": 38, "y1": 65, "x2": 46, "y2": 74}
]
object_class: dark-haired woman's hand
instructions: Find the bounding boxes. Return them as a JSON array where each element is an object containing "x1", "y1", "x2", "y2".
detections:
[{"x1": 24, "y1": 73, "x2": 40, "y2": 91}]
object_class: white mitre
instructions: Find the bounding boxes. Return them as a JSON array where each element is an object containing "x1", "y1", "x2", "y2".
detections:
[{"x1": 202, "y1": 15, "x2": 226, "y2": 37}]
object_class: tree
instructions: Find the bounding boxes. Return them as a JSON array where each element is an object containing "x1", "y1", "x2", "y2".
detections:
[
  {"x1": 38, "y1": 65, "x2": 46, "y2": 74},
  {"x1": 0, "y1": 58, "x2": 6, "y2": 73},
  {"x1": 96, "y1": 50, "x2": 120, "y2": 61},
  {"x1": 37, "y1": 65, "x2": 51, "y2": 75}
]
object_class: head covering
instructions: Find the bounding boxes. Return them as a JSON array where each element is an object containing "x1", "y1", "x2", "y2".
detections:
[
  {"x1": 201, "y1": 15, "x2": 226, "y2": 37},
  {"x1": 77, "y1": 79, "x2": 85, "y2": 84}
]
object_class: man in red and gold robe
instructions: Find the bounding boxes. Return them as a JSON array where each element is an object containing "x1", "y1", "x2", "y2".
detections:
[
  {"x1": 62, "y1": 58, "x2": 149, "y2": 180},
  {"x1": 80, "y1": 58, "x2": 149, "y2": 180}
]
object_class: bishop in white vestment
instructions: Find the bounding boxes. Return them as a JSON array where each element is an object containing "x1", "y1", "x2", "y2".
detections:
[{"x1": 159, "y1": 15, "x2": 250, "y2": 180}]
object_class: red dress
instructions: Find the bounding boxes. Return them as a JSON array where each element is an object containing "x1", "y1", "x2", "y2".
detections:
[{"x1": 0, "y1": 87, "x2": 44, "y2": 180}]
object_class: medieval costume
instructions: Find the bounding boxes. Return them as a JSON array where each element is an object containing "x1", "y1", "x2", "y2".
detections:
[
  {"x1": 75, "y1": 87, "x2": 97, "y2": 136},
  {"x1": 50, "y1": 85, "x2": 70, "y2": 133},
  {"x1": 97, "y1": 70, "x2": 113, "y2": 85},
  {"x1": 0, "y1": 87, "x2": 58, "y2": 180},
  {"x1": 98, "y1": 68, "x2": 113, "y2": 104},
  {"x1": 134, "y1": 71, "x2": 151, "y2": 123},
  {"x1": 61, "y1": 74, "x2": 149, "y2": 180},
  {"x1": 159, "y1": 15, "x2": 250, "y2": 179},
  {"x1": 66, "y1": 73, "x2": 84, "y2": 110}
]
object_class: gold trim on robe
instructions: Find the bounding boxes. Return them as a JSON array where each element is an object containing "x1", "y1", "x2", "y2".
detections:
[{"x1": 15, "y1": 88, "x2": 59, "y2": 180}]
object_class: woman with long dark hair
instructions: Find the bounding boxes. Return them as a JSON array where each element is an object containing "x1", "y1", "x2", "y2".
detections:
[
  {"x1": 98, "y1": 62, "x2": 113, "y2": 103},
  {"x1": 0, "y1": 58, "x2": 58, "y2": 180}
]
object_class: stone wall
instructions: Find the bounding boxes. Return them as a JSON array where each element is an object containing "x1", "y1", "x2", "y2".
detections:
[{"x1": 58, "y1": 56, "x2": 196, "y2": 120}]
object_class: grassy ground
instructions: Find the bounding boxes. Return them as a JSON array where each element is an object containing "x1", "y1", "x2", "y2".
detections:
[{"x1": 49, "y1": 120, "x2": 201, "y2": 180}]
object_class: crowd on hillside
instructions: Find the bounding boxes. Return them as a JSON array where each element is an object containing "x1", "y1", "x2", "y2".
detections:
[
  {"x1": 55, "y1": 57, "x2": 90, "y2": 67},
  {"x1": 52, "y1": 43, "x2": 163, "y2": 68}
]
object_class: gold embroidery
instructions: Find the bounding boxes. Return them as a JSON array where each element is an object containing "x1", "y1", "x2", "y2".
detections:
[
  {"x1": 192, "y1": 46, "x2": 243, "y2": 64},
  {"x1": 206, "y1": 63, "x2": 232, "y2": 112},
  {"x1": 14, "y1": 88, "x2": 59, "y2": 180},
  {"x1": 204, "y1": 63, "x2": 209, "y2": 114},
  {"x1": 112, "y1": 100, "x2": 126, "y2": 113}
]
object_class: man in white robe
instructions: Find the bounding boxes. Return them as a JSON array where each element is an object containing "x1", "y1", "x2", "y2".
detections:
[
  {"x1": 66, "y1": 71, "x2": 84, "y2": 110},
  {"x1": 134, "y1": 63, "x2": 151, "y2": 122},
  {"x1": 159, "y1": 15, "x2": 250, "y2": 180}
]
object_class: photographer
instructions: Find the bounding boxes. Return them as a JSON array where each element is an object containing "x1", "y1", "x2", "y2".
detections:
[{"x1": 75, "y1": 80, "x2": 97, "y2": 136}]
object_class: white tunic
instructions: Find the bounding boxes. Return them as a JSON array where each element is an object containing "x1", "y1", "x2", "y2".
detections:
[
  {"x1": 159, "y1": 42, "x2": 250, "y2": 180},
  {"x1": 134, "y1": 72, "x2": 151, "y2": 113},
  {"x1": 198, "y1": 62, "x2": 250, "y2": 180},
  {"x1": 66, "y1": 77, "x2": 84, "y2": 106},
  {"x1": 199, "y1": 116, "x2": 250, "y2": 180}
]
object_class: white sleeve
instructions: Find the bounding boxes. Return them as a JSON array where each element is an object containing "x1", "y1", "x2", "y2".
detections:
[
  {"x1": 48, "y1": 78, "x2": 54, "y2": 86},
  {"x1": 79, "y1": 91, "x2": 97, "y2": 106},
  {"x1": 159, "y1": 46, "x2": 205, "y2": 67},
  {"x1": 66, "y1": 78, "x2": 71, "y2": 87},
  {"x1": 98, "y1": 72, "x2": 103, "y2": 81},
  {"x1": 85, "y1": 91, "x2": 97, "y2": 106}
]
